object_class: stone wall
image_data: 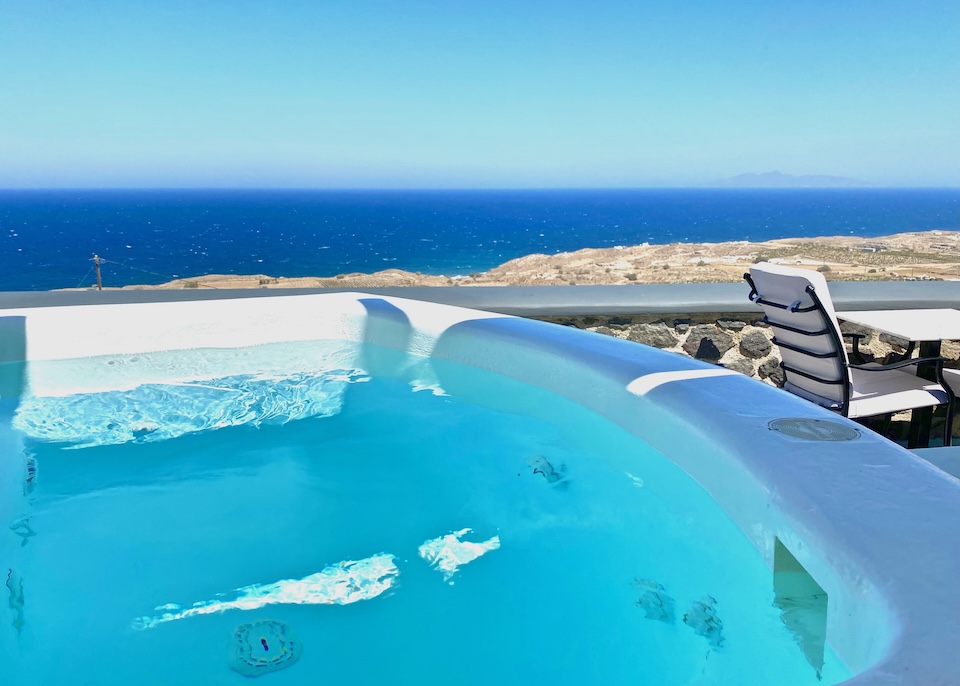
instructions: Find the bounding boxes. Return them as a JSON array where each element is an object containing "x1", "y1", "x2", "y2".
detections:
[{"x1": 541, "y1": 313, "x2": 960, "y2": 388}]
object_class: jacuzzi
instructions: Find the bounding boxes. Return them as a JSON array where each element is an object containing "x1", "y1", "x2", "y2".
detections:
[{"x1": 0, "y1": 293, "x2": 957, "y2": 685}]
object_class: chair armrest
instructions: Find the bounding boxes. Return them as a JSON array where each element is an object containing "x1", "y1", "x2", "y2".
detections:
[
  {"x1": 843, "y1": 332, "x2": 866, "y2": 364},
  {"x1": 885, "y1": 341, "x2": 916, "y2": 364},
  {"x1": 849, "y1": 356, "x2": 947, "y2": 372}
]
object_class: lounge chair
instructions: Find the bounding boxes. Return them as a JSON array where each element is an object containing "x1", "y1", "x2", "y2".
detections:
[{"x1": 744, "y1": 262, "x2": 954, "y2": 446}]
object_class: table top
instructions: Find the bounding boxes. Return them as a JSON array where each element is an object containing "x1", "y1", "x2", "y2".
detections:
[{"x1": 839, "y1": 308, "x2": 960, "y2": 341}]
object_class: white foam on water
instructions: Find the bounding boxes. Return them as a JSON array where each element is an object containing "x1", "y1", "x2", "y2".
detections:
[
  {"x1": 14, "y1": 368, "x2": 369, "y2": 448},
  {"x1": 410, "y1": 379, "x2": 449, "y2": 396},
  {"x1": 626, "y1": 472, "x2": 645, "y2": 488},
  {"x1": 132, "y1": 553, "x2": 399, "y2": 630},
  {"x1": 418, "y1": 528, "x2": 500, "y2": 582}
]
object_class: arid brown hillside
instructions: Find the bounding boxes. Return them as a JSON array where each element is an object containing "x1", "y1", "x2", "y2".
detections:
[{"x1": 106, "y1": 230, "x2": 960, "y2": 290}]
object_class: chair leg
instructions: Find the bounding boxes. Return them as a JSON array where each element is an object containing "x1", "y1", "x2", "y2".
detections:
[
  {"x1": 877, "y1": 412, "x2": 893, "y2": 436},
  {"x1": 856, "y1": 414, "x2": 894, "y2": 441},
  {"x1": 944, "y1": 401, "x2": 954, "y2": 447},
  {"x1": 873, "y1": 413, "x2": 893, "y2": 440}
]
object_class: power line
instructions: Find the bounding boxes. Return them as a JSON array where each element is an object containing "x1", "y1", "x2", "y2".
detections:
[{"x1": 75, "y1": 264, "x2": 95, "y2": 289}]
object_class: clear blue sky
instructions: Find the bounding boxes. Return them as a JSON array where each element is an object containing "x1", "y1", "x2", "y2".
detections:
[{"x1": 1, "y1": 0, "x2": 958, "y2": 188}]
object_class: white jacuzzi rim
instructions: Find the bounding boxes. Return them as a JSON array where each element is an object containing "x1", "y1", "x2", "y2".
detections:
[{"x1": 1, "y1": 291, "x2": 958, "y2": 686}]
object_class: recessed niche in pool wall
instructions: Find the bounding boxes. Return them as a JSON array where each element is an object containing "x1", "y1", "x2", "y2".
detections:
[
  {"x1": 0, "y1": 315, "x2": 27, "y2": 400},
  {"x1": 774, "y1": 538, "x2": 829, "y2": 680}
]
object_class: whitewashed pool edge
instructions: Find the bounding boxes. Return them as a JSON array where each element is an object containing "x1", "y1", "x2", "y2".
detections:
[{"x1": 2, "y1": 292, "x2": 958, "y2": 686}]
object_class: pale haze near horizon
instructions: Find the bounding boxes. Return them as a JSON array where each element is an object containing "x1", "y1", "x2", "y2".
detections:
[{"x1": 1, "y1": 1, "x2": 958, "y2": 189}]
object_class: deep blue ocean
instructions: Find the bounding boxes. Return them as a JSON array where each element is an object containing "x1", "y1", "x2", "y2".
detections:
[{"x1": 1, "y1": 189, "x2": 958, "y2": 291}]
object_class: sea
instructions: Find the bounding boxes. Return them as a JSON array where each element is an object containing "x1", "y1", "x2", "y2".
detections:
[{"x1": 1, "y1": 189, "x2": 958, "y2": 292}]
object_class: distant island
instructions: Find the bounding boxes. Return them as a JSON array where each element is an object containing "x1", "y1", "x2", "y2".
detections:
[{"x1": 710, "y1": 171, "x2": 871, "y2": 188}]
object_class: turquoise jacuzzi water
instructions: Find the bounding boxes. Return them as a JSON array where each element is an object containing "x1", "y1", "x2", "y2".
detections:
[
  {"x1": 3, "y1": 293, "x2": 959, "y2": 685},
  {"x1": 1, "y1": 341, "x2": 848, "y2": 685}
]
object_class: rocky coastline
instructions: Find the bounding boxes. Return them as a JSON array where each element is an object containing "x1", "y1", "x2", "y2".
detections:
[{"x1": 117, "y1": 230, "x2": 960, "y2": 291}]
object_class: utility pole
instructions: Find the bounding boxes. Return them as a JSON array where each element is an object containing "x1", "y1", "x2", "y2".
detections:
[{"x1": 92, "y1": 254, "x2": 103, "y2": 290}]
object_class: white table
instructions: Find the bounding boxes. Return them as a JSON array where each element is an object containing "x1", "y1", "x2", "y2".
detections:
[
  {"x1": 839, "y1": 308, "x2": 960, "y2": 447},
  {"x1": 838, "y1": 308, "x2": 960, "y2": 345}
]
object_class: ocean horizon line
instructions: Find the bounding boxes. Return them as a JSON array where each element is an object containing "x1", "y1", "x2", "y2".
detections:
[{"x1": 3, "y1": 185, "x2": 959, "y2": 193}]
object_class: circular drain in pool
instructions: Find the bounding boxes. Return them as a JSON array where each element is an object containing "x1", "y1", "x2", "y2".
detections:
[
  {"x1": 768, "y1": 418, "x2": 861, "y2": 441},
  {"x1": 229, "y1": 620, "x2": 302, "y2": 676}
]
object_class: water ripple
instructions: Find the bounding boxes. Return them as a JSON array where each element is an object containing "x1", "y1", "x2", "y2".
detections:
[{"x1": 13, "y1": 369, "x2": 369, "y2": 448}]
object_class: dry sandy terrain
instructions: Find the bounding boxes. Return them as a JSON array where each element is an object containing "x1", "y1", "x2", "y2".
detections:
[{"x1": 114, "y1": 230, "x2": 960, "y2": 290}]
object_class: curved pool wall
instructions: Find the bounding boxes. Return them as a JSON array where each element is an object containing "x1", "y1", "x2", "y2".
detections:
[{"x1": 1, "y1": 292, "x2": 958, "y2": 685}]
